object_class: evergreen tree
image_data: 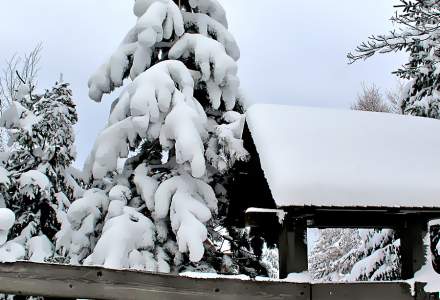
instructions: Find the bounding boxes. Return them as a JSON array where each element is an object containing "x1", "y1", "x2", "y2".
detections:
[
  {"x1": 309, "y1": 229, "x2": 401, "y2": 282},
  {"x1": 348, "y1": 0, "x2": 440, "y2": 118},
  {"x1": 60, "y1": 0, "x2": 260, "y2": 275},
  {"x1": 0, "y1": 81, "x2": 80, "y2": 262},
  {"x1": 310, "y1": 229, "x2": 361, "y2": 281}
]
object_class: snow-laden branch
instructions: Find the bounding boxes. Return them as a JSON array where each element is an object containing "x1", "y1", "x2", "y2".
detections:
[
  {"x1": 188, "y1": 0, "x2": 228, "y2": 28},
  {"x1": 86, "y1": 60, "x2": 210, "y2": 179},
  {"x1": 56, "y1": 189, "x2": 109, "y2": 264},
  {"x1": 170, "y1": 33, "x2": 239, "y2": 110},
  {"x1": 84, "y1": 206, "x2": 156, "y2": 270},
  {"x1": 182, "y1": 12, "x2": 239, "y2": 60},
  {"x1": 89, "y1": 0, "x2": 184, "y2": 102},
  {"x1": 154, "y1": 174, "x2": 217, "y2": 262},
  {"x1": 0, "y1": 209, "x2": 25, "y2": 262}
]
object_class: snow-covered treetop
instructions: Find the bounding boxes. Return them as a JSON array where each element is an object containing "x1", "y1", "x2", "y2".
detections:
[
  {"x1": 247, "y1": 104, "x2": 440, "y2": 208},
  {"x1": 86, "y1": 0, "x2": 243, "y2": 180},
  {"x1": 88, "y1": 0, "x2": 238, "y2": 103}
]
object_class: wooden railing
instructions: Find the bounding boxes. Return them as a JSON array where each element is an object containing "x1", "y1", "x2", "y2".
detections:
[{"x1": 0, "y1": 262, "x2": 436, "y2": 300}]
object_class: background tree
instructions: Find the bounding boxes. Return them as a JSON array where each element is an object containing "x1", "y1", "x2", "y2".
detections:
[
  {"x1": 351, "y1": 83, "x2": 393, "y2": 113},
  {"x1": 0, "y1": 79, "x2": 80, "y2": 263},
  {"x1": 59, "y1": 0, "x2": 263, "y2": 275},
  {"x1": 310, "y1": 229, "x2": 400, "y2": 281},
  {"x1": 0, "y1": 44, "x2": 42, "y2": 152},
  {"x1": 348, "y1": 0, "x2": 440, "y2": 118}
]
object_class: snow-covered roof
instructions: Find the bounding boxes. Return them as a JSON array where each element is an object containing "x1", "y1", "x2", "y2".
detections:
[{"x1": 246, "y1": 104, "x2": 440, "y2": 209}]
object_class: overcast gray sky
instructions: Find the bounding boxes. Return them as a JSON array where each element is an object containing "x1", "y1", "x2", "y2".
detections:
[{"x1": 0, "y1": 0, "x2": 406, "y2": 166}]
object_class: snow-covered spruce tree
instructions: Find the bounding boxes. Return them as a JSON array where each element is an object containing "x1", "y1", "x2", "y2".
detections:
[
  {"x1": 0, "y1": 81, "x2": 81, "y2": 262},
  {"x1": 348, "y1": 0, "x2": 440, "y2": 118},
  {"x1": 60, "y1": 0, "x2": 259, "y2": 275},
  {"x1": 309, "y1": 229, "x2": 362, "y2": 281},
  {"x1": 0, "y1": 44, "x2": 42, "y2": 152},
  {"x1": 347, "y1": 229, "x2": 400, "y2": 281},
  {"x1": 309, "y1": 229, "x2": 400, "y2": 282}
]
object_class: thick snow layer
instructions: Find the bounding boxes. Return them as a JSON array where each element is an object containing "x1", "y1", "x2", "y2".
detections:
[
  {"x1": 246, "y1": 208, "x2": 287, "y2": 224},
  {"x1": 133, "y1": 164, "x2": 158, "y2": 211},
  {"x1": 188, "y1": 0, "x2": 228, "y2": 28},
  {"x1": 206, "y1": 112, "x2": 248, "y2": 172},
  {"x1": 414, "y1": 234, "x2": 440, "y2": 293},
  {"x1": 246, "y1": 104, "x2": 440, "y2": 208},
  {"x1": 0, "y1": 241, "x2": 25, "y2": 263},
  {"x1": 0, "y1": 209, "x2": 15, "y2": 246},
  {"x1": 19, "y1": 170, "x2": 51, "y2": 191},
  {"x1": 18, "y1": 170, "x2": 51, "y2": 200},
  {"x1": 154, "y1": 174, "x2": 217, "y2": 262},
  {"x1": 169, "y1": 33, "x2": 239, "y2": 110},
  {"x1": 84, "y1": 207, "x2": 156, "y2": 270},
  {"x1": 182, "y1": 12, "x2": 239, "y2": 60},
  {"x1": 62, "y1": 189, "x2": 109, "y2": 264},
  {"x1": 27, "y1": 235, "x2": 54, "y2": 263},
  {"x1": 87, "y1": 60, "x2": 210, "y2": 179},
  {"x1": 0, "y1": 101, "x2": 40, "y2": 133},
  {"x1": 180, "y1": 271, "x2": 250, "y2": 280},
  {"x1": 89, "y1": 0, "x2": 184, "y2": 102},
  {"x1": 285, "y1": 272, "x2": 312, "y2": 283},
  {"x1": 0, "y1": 209, "x2": 23, "y2": 263},
  {"x1": 0, "y1": 167, "x2": 10, "y2": 187},
  {"x1": 180, "y1": 271, "x2": 312, "y2": 283}
]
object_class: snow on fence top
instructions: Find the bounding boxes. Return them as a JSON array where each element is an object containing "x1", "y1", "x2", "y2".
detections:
[{"x1": 246, "y1": 104, "x2": 440, "y2": 208}]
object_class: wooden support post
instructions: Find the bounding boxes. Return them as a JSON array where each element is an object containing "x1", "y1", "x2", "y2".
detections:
[
  {"x1": 399, "y1": 217, "x2": 427, "y2": 280},
  {"x1": 279, "y1": 219, "x2": 308, "y2": 279},
  {"x1": 414, "y1": 282, "x2": 440, "y2": 300}
]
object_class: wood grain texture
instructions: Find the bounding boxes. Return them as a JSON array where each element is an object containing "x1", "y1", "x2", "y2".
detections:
[
  {"x1": 312, "y1": 282, "x2": 415, "y2": 300},
  {"x1": 0, "y1": 262, "x2": 308, "y2": 300},
  {"x1": 0, "y1": 262, "x2": 436, "y2": 300}
]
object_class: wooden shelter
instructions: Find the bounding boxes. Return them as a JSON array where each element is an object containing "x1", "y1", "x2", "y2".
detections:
[
  {"x1": 238, "y1": 104, "x2": 440, "y2": 280},
  {"x1": 0, "y1": 107, "x2": 439, "y2": 300}
]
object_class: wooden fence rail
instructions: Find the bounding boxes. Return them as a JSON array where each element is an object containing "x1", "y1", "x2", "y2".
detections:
[{"x1": 0, "y1": 262, "x2": 436, "y2": 300}]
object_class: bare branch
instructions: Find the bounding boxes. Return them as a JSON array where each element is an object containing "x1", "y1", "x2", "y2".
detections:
[
  {"x1": 351, "y1": 83, "x2": 392, "y2": 113},
  {"x1": 15, "y1": 71, "x2": 26, "y2": 85},
  {"x1": 0, "y1": 43, "x2": 43, "y2": 108}
]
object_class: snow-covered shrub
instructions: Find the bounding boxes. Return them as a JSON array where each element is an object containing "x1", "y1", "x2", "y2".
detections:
[
  {"x1": 0, "y1": 208, "x2": 25, "y2": 263},
  {"x1": 69, "y1": 0, "x2": 254, "y2": 274}
]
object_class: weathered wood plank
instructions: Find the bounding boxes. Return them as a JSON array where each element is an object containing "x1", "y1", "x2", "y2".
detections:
[
  {"x1": 311, "y1": 282, "x2": 416, "y2": 300},
  {"x1": 0, "y1": 262, "x2": 435, "y2": 300},
  {"x1": 0, "y1": 262, "x2": 309, "y2": 300}
]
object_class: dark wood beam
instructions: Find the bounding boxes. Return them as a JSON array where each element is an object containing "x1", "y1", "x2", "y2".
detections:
[{"x1": 284, "y1": 207, "x2": 440, "y2": 229}]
